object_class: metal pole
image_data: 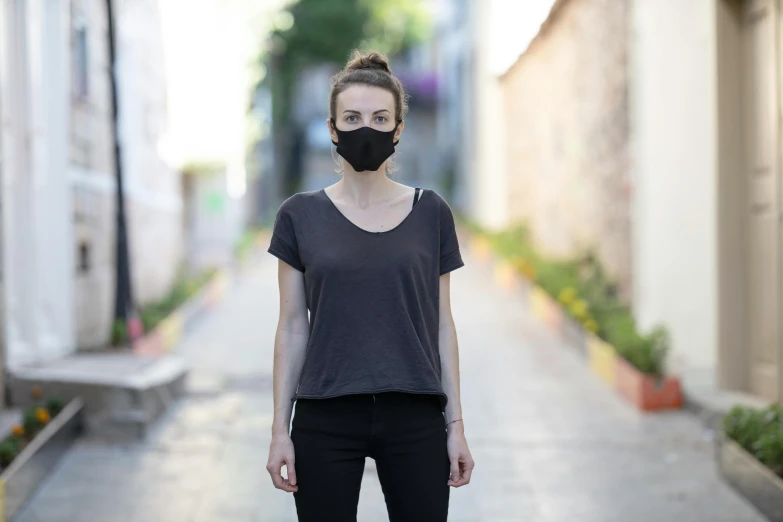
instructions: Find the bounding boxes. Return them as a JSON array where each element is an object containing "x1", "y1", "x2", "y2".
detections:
[{"x1": 105, "y1": 0, "x2": 137, "y2": 339}]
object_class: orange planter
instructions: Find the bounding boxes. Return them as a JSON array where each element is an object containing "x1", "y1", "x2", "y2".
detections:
[{"x1": 614, "y1": 356, "x2": 683, "y2": 411}]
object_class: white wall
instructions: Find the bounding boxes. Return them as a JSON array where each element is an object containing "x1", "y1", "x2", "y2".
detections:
[
  {"x1": 116, "y1": 0, "x2": 184, "y2": 304},
  {"x1": 630, "y1": 0, "x2": 719, "y2": 378},
  {"x1": 471, "y1": 0, "x2": 508, "y2": 230},
  {"x1": 0, "y1": 0, "x2": 75, "y2": 368}
]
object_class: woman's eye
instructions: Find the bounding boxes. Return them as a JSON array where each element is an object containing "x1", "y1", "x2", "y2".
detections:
[
  {"x1": 375, "y1": 116, "x2": 387, "y2": 123},
  {"x1": 346, "y1": 115, "x2": 358, "y2": 122}
]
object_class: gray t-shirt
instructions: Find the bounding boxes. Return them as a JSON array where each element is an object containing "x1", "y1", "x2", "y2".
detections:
[{"x1": 267, "y1": 187, "x2": 464, "y2": 410}]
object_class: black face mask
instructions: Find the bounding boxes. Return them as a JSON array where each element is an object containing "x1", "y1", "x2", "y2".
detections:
[{"x1": 331, "y1": 119, "x2": 401, "y2": 172}]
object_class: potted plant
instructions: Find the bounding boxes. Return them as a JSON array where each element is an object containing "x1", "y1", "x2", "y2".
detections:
[{"x1": 606, "y1": 317, "x2": 682, "y2": 411}]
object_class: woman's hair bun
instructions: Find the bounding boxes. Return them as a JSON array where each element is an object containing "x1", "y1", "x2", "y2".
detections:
[{"x1": 344, "y1": 50, "x2": 392, "y2": 75}]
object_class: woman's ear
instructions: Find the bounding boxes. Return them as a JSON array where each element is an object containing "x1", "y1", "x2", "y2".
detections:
[
  {"x1": 394, "y1": 120, "x2": 404, "y2": 143},
  {"x1": 327, "y1": 118, "x2": 338, "y2": 143}
]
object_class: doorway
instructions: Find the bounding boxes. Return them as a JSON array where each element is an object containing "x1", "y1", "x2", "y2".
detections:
[{"x1": 740, "y1": 0, "x2": 782, "y2": 401}]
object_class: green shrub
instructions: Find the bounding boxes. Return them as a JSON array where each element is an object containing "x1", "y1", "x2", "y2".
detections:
[
  {"x1": 725, "y1": 404, "x2": 783, "y2": 477},
  {"x1": 110, "y1": 319, "x2": 128, "y2": 346},
  {"x1": 601, "y1": 313, "x2": 669, "y2": 376},
  {"x1": 756, "y1": 430, "x2": 783, "y2": 476},
  {"x1": 0, "y1": 440, "x2": 19, "y2": 468},
  {"x1": 533, "y1": 260, "x2": 580, "y2": 300},
  {"x1": 46, "y1": 397, "x2": 66, "y2": 417},
  {"x1": 139, "y1": 268, "x2": 218, "y2": 332},
  {"x1": 473, "y1": 221, "x2": 673, "y2": 376},
  {"x1": 22, "y1": 408, "x2": 42, "y2": 438}
]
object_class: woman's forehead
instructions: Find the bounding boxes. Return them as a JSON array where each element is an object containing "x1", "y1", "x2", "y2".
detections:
[{"x1": 336, "y1": 85, "x2": 395, "y2": 112}]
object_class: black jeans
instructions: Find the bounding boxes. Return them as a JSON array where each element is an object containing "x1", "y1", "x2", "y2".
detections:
[{"x1": 290, "y1": 392, "x2": 450, "y2": 522}]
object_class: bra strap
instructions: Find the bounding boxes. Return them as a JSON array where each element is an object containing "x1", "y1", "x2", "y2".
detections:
[{"x1": 412, "y1": 187, "x2": 421, "y2": 209}]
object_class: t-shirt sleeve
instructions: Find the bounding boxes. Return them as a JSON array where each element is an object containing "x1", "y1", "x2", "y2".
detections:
[
  {"x1": 268, "y1": 197, "x2": 305, "y2": 272},
  {"x1": 438, "y1": 194, "x2": 464, "y2": 276}
]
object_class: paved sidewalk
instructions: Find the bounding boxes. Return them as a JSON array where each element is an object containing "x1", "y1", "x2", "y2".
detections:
[{"x1": 15, "y1": 246, "x2": 767, "y2": 522}]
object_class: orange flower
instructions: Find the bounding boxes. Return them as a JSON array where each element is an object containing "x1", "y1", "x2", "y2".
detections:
[
  {"x1": 35, "y1": 408, "x2": 50, "y2": 425},
  {"x1": 11, "y1": 425, "x2": 24, "y2": 437},
  {"x1": 31, "y1": 385, "x2": 43, "y2": 400}
]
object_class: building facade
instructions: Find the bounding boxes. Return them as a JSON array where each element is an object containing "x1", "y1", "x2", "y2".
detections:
[
  {"x1": 0, "y1": 0, "x2": 75, "y2": 369},
  {"x1": 0, "y1": 0, "x2": 184, "y2": 365},
  {"x1": 476, "y1": 0, "x2": 783, "y2": 403},
  {"x1": 70, "y1": 0, "x2": 183, "y2": 349},
  {"x1": 500, "y1": 0, "x2": 633, "y2": 299},
  {"x1": 631, "y1": 0, "x2": 783, "y2": 403}
]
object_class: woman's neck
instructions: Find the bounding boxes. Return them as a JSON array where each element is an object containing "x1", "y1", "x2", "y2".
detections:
[{"x1": 337, "y1": 170, "x2": 398, "y2": 206}]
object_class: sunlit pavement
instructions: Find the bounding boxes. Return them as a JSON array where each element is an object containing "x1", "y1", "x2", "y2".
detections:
[{"x1": 15, "y1": 245, "x2": 768, "y2": 522}]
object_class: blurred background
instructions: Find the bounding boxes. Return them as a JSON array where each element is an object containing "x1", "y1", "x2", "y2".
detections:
[{"x1": 0, "y1": 0, "x2": 782, "y2": 521}]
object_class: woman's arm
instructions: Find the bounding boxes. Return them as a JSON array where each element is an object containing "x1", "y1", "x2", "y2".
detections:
[
  {"x1": 439, "y1": 272, "x2": 463, "y2": 424},
  {"x1": 438, "y1": 272, "x2": 475, "y2": 487},
  {"x1": 271, "y1": 260, "x2": 309, "y2": 434},
  {"x1": 267, "y1": 259, "x2": 309, "y2": 493}
]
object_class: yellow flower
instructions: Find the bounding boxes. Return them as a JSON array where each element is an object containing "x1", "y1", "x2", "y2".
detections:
[
  {"x1": 11, "y1": 425, "x2": 24, "y2": 437},
  {"x1": 514, "y1": 259, "x2": 536, "y2": 280},
  {"x1": 570, "y1": 299, "x2": 589, "y2": 320},
  {"x1": 584, "y1": 319, "x2": 599, "y2": 333},
  {"x1": 558, "y1": 288, "x2": 577, "y2": 305},
  {"x1": 35, "y1": 408, "x2": 50, "y2": 425}
]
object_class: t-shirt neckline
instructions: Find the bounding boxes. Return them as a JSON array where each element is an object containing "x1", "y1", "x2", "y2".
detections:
[{"x1": 320, "y1": 187, "x2": 426, "y2": 236}]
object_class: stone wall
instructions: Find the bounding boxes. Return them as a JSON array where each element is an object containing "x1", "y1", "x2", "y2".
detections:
[{"x1": 500, "y1": 0, "x2": 632, "y2": 299}]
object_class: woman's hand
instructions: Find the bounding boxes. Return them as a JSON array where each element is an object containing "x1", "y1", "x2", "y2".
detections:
[
  {"x1": 267, "y1": 433, "x2": 298, "y2": 493},
  {"x1": 446, "y1": 422, "x2": 474, "y2": 487}
]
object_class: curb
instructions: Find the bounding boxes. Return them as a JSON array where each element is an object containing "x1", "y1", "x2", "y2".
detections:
[
  {"x1": 718, "y1": 437, "x2": 783, "y2": 522},
  {"x1": 0, "y1": 398, "x2": 84, "y2": 521}
]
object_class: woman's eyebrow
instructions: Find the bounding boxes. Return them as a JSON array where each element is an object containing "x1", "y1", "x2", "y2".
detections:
[{"x1": 342, "y1": 109, "x2": 391, "y2": 115}]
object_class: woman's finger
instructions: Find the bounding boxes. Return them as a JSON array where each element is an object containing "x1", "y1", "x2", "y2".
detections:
[
  {"x1": 267, "y1": 464, "x2": 285, "y2": 489},
  {"x1": 268, "y1": 461, "x2": 297, "y2": 492},
  {"x1": 285, "y1": 456, "x2": 298, "y2": 487},
  {"x1": 449, "y1": 455, "x2": 460, "y2": 484},
  {"x1": 462, "y1": 459, "x2": 473, "y2": 484}
]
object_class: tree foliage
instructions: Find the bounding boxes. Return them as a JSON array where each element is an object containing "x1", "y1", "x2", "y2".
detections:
[
  {"x1": 271, "y1": 0, "x2": 429, "y2": 68},
  {"x1": 264, "y1": 0, "x2": 430, "y2": 126}
]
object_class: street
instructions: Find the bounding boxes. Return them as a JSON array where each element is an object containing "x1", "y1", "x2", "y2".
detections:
[{"x1": 15, "y1": 245, "x2": 767, "y2": 522}]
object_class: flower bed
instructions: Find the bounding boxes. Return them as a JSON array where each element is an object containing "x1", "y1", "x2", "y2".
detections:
[
  {"x1": 463, "y1": 221, "x2": 682, "y2": 411},
  {"x1": 132, "y1": 269, "x2": 228, "y2": 356},
  {"x1": 719, "y1": 404, "x2": 783, "y2": 521},
  {"x1": 0, "y1": 386, "x2": 83, "y2": 521},
  {"x1": 724, "y1": 404, "x2": 783, "y2": 479},
  {"x1": 0, "y1": 386, "x2": 66, "y2": 469}
]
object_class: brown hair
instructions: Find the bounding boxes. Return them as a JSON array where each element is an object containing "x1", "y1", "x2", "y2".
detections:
[{"x1": 329, "y1": 50, "x2": 408, "y2": 123}]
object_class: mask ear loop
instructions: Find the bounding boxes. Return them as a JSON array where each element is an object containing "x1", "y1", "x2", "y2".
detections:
[
  {"x1": 387, "y1": 119, "x2": 404, "y2": 176},
  {"x1": 331, "y1": 143, "x2": 344, "y2": 175},
  {"x1": 329, "y1": 118, "x2": 344, "y2": 174}
]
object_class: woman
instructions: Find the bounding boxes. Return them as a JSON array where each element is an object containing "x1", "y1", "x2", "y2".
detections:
[{"x1": 266, "y1": 50, "x2": 474, "y2": 522}]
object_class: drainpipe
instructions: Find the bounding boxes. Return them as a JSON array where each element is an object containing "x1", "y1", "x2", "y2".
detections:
[{"x1": 105, "y1": 0, "x2": 137, "y2": 339}]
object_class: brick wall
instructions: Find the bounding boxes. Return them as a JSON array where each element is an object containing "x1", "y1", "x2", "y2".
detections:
[{"x1": 500, "y1": 0, "x2": 632, "y2": 299}]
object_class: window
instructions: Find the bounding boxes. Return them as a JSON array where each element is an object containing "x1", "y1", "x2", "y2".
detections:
[
  {"x1": 78, "y1": 241, "x2": 91, "y2": 274},
  {"x1": 73, "y1": 25, "x2": 89, "y2": 100}
]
